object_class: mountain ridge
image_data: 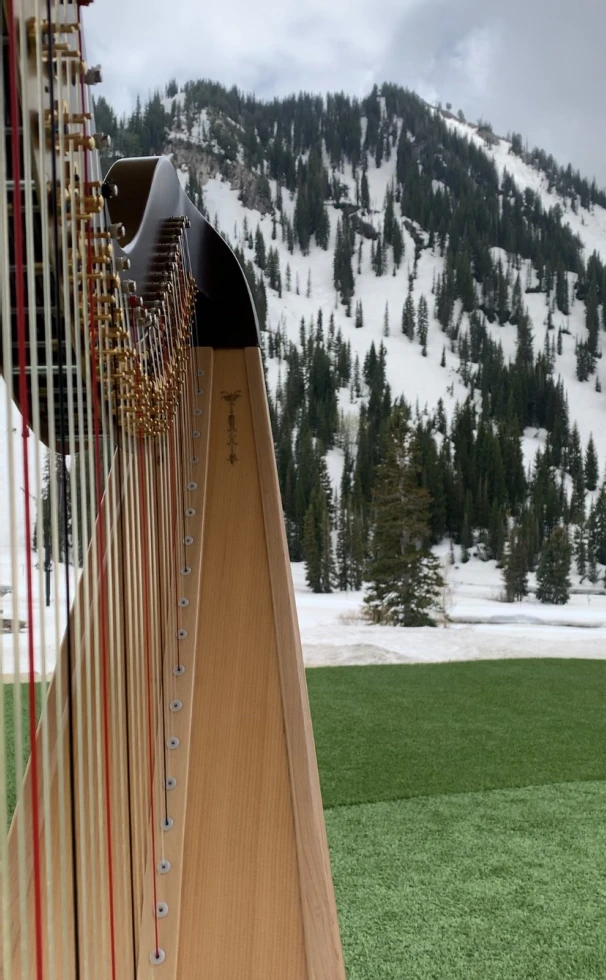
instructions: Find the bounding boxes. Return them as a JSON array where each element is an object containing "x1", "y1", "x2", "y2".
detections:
[{"x1": 93, "y1": 80, "x2": 606, "y2": 598}]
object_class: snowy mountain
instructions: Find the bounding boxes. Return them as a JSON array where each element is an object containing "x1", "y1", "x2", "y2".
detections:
[
  {"x1": 123, "y1": 82, "x2": 606, "y2": 576},
  {"x1": 54, "y1": 83, "x2": 606, "y2": 639},
  {"x1": 164, "y1": 92, "x2": 606, "y2": 469}
]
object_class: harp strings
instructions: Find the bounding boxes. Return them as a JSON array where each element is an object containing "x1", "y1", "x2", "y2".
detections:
[
  {"x1": 6, "y1": 4, "x2": 45, "y2": 979},
  {"x1": 1, "y1": 1, "x2": 200, "y2": 974}
]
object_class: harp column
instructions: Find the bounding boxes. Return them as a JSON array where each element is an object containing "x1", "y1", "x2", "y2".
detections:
[{"x1": 169, "y1": 345, "x2": 346, "y2": 980}]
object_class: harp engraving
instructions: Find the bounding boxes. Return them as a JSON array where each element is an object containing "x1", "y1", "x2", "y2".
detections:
[{"x1": 221, "y1": 390, "x2": 242, "y2": 464}]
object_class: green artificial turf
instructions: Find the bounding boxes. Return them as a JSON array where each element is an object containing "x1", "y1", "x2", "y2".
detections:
[
  {"x1": 305, "y1": 659, "x2": 606, "y2": 979},
  {"x1": 326, "y1": 782, "x2": 606, "y2": 980},
  {"x1": 307, "y1": 659, "x2": 606, "y2": 808},
  {"x1": 5, "y1": 660, "x2": 606, "y2": 977},
  {"x1": 3, "y1": 683, "x2": 40, "y2": 822}
]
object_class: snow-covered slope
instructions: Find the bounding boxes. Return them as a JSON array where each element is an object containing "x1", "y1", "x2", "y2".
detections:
[
  {"x1": 178, "y1": 110, "x2": 606, "y2": 488},
  {"x1": 7, "y1": 95, "x2": 606, "y2": 678}
]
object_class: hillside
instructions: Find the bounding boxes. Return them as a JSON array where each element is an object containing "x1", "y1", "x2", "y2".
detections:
[{"x1": 65, "y1": 83, "x2": 606, "y2": 622}]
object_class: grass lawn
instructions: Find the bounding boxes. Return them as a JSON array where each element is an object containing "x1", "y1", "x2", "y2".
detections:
[
  {"x1": 5, "y1": 659, "x2": 606, "y2": 977},
  {"x1": 307, "y1": 659, "x2": 606, "y2": 979},
  {"x1": 2, "y1": 683, "x2": 39, "y2": 821}
]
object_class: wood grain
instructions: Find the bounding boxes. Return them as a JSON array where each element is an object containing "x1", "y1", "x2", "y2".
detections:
[
  {"x1": 176, "y1": 348, "x2": 345, "y2": 979},
  {"x1": 247, "y1": 347, "x2": 346, "y2": 980}
]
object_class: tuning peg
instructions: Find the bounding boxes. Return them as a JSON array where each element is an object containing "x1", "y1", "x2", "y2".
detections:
[
  {"x1": 101, "y1": 180, "x2": 118, "y2": 200},
  {"x1": 83, "y1": 64, "x2": 102, "y2": 85},
  {"x1": 108, "y1": 222, "x2": 125, "y2": 240},
  {"x1": 93, "y1": 132, "x2": 111, "y2": 150}
]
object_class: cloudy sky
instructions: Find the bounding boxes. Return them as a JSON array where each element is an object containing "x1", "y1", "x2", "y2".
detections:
[{"x1": 84, "y1": 0, "x2": 606, "y2": 184}]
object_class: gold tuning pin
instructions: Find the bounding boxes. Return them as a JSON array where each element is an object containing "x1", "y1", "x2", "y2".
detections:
[
  {"x1": 28, "y1": 18, "x2": 80, "y2": 37},
  {"x1": 108, "y1": 223, "x2": 126, "y2": 241},
  {"x1": 65, "y1": 134, "x2": 96, "y2": 151},
  {"x1": 83, "y1": 64, "x2": 103, "y2": 86}
]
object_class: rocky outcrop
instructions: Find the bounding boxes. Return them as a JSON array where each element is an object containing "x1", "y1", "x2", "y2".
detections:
[{"x1": 167, "y1": 137, "x2": 273, "y2": 215}]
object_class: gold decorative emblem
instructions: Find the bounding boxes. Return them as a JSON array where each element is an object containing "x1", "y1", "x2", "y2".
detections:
[{"x1": 221, "y1": 391, "x2": 241, "y2": 464}]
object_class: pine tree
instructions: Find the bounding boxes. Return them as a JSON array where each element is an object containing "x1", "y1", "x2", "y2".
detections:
[
  {"x1": 303, "y1": 484, "x2": 334, "y2": 593},
  {"x1": 350, "y1": 503, "x2": 366, "y2": 589},
  {"x1": 254, "y1": 225, "x2": 266, "y2": 270},
  {"x1": 503, "y1": 526, "x2": 528, "y2": 601},
  {"x1": 489, "y1": 500, "x2": 506, "y2": 562},
  {"x1": 364, "y1": 409, "x2": 443, "y2": 626},
  {"x1": 417, "y1": 295, "x2": 429, "y2": 355},
  {"x1": 383, "y1": 302, "x2": 390, "y2": 337},
  {"x1": 303, "y1": 497, "x2": 322, "y2": 592},
  {"x1": 392, "y1": 222, "x2": 404, "y2": 269},
  {"x1": 585, "y1": 434, "x2": 599, "y2": 491},
  {"x1": 320, "y1": 504, "x2": 335, "y2": 592},
  {"x1": 306, "y1": 269, "x2": 312, "y2": 298},
  {"x1": 401, "y1": 290, "x2": 415, "y2": 340},
  {"x1": 460, "y1": 509, "x2": 472, "y2": 563},
  {"x1": 333, "y1": 215, "x2": 355, "y2": 306},
  {"x1": 435, "y1": 398, "x2": 447, "y2": 435},
  {"x1": 355, "y1": 300, "x2": 364, "y2": 329},
  {"x1": 574, "y1": 524, "x2": 587, "y2": 580},
  {"x1": 536, "y1": 525, "x2": 571, "y2": 604},
  {"x1": 360, "y1": 168, "x2": 370, "y2": 210},
  {"x1": 336, "y1": 496, "x2": 351, "y2": 590},
  {"x1": 353, "y1": 356, "x2": 362, "y2": 398},
  {"x1": 373, "y1": 234, "x2": 384, "y2": 276}
]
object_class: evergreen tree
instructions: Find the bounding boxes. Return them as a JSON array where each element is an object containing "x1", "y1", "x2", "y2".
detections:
[
  {"x1": 417, "y1": 295, "x2": 429, "y2": 355},
  {"x1": 333, "y1": 215, "x2": 355, "y2": 306},
  {"x1": 503, "y1": 526, "x2": 528, "y2": 601},
  {"x1": 303, "y1": 484, "x2": 334, "y2": 593},
  {"x1": 460, "y1": 505, "x2": 472, "y2": 563},
  {"x1": 355, "y1": 300, "x2": 364, "y2": 329},
  {"x1": 336, "y1": 498, "x2": 351, "y2": 590},
  {"x1": 574, "y1": 524, "x2": 587, "y2": 580},
  {"x1": 488, "y1": 500, "x2": 506, "y2": 562},
  {"x1": 401, "y1": 290, "x2": 415, "y2": 340},
  {"x1": 435, "y1": 398, "x2": 447, "y2": 434},
  {"x1": 373, "y1": 234, "x2": 385, "y2": 276},
  {"x1": 392, "y1": 222, "x2": 404, "y2": 269},
  {"x1": 536, "y1": 525, "x2": 572, "y2": 604},
  {"x1": 585, "y1": 434, "x2": 599, "y2": 491},
  {"x1": 254, "y1": 225, "x2": 266, "y2": 270},
  {"x1": 320, "y1": 503, "x2": 335, "y2": 592},
  {"x1": 586, "y1": 281, "x2": 600, "y2": 356},
  {"x1": 364, "y1": 409, "x2": 443, "y2": 626},
  {"x1": 360, "y1": 168, "x2": 370, "y2": 210}
]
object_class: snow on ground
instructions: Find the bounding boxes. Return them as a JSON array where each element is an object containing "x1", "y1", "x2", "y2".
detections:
[
  {"x1": 10, "y1": 539, "x2": 606, "y2": 679},
  {"x1": 296, "y1": 558, "x2": 606, "y2": 668},
  {"x1": 442, "y1": 113, "x2": 606, "y2": 264}
]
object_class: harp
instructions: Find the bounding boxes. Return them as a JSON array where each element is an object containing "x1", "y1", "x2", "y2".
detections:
[{"x1": 0, "y1": 2, "x2": 346, "y2": 977}]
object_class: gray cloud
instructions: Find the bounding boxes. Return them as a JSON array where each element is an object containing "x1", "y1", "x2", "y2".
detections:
[{"x1": 83, "y1": 0, "x2": 606, "y2": 184}]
